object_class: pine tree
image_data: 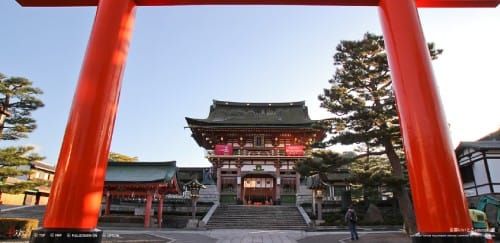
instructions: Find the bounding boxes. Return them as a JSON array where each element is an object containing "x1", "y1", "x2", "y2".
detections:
[
  {"x1": 0, "y1": 73, "x2": 44, "y2": 140},
  {"x1": 318, "y1": 33, "x2": 442, "y2": 234},
  {"x1": 0, "y1": 146, "x2": 45, "y2": 195},
  {"x1": 294, "y1": 149, "x2": 351, "y2": 177},
  {"x1": 0, "y1": 73, "x2": 45, "y2": 203},
  {"x1": 349, "y1": 152, "x2": 392, "y2": 203}
]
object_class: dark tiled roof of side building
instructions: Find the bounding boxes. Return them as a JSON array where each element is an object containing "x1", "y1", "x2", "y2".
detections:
[
  {"x1": 186, "y1": 100, "x2": 319, "y2": 126},
  {"x1": 30, "y1": 160, "x2": 55, "y2": 172},
  {"x1": 455, "y1": 140, "x2": 500, "y2": 156},
  {"x1": 479, "y1": 128, "x2": 500, "y2": 141},
  {"x1": 104, "y1": 161, "x2": 177, "y2": 183}
]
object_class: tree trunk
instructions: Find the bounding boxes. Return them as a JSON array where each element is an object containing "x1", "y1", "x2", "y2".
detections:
[
  {"x1": 0, "y1": 113, "x2": 6, "y2": 134},
  {"x1": 0, "y1": 95, "x2": 11, "y2": 135},
  {"x1": 383, "y1": 137, "x2": 418, "y2": 235},
  {"x1": 393, "y1": 186, "x2": 417, "y2": 234}
]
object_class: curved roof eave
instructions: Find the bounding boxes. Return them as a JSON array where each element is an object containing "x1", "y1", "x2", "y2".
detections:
[{"x1": 185, "y1": 117, "x2": 324, "y2": 127}]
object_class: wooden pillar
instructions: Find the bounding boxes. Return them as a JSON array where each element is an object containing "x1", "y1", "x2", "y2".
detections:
[
  {"x1": 40, "y1": 0, "x2": 136, "y2": 229},
  {"x1": 379, "y1": 0, "x2": 472, "y2": 234},
  {"x1": 312, "y1": 190, "x2": 316, "y2": 216},
  {"x1": 296, "y1": 172, "x2": 300, "y2": 204},
  {"x1": 242, "y1": 187, "x2": 246, "y2": 205},
  {"x1": 144, "y1": 191, "x2": 153, "y2": 228},
  {"x1": 274, "y1": 161, "x2": 281, "y2": 203},
  {"x1": 30, "y1": 1, "x2": 136, "y2": 241},
  {"x1": 236, "y1": 163, "x2": 242, "y2": 203},
  {"x1": 23, "y1": 193, "x2": 28, "y2": 205},
  {"x1": 35, "y1": 193, "x2": 41, "y2": 205},
  {"x1": 157, "y1": 196, "x2": 164, "y2": 228},
  {"x1": 216, "y1": 162, "x2": 222, "y2": 193},
  {"x1": 104, "y1": 194, "x2": 111, "y2": 216},
  {"x1": 317, "y1": 196, "x2": 323, "y2": 221}
]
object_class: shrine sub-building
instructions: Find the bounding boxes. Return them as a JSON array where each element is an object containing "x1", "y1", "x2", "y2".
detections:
[{"x1": 186, "y1": 100, "x2": 327, "y2": 205}]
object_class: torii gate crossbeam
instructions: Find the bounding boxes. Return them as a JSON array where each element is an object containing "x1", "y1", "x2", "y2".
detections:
[
  {"x1": 16, "y1": 0, "x2": 498, "y2": 242},
  {"x1": 15, "y1": 0, "x2": 500, "y2": 7}
]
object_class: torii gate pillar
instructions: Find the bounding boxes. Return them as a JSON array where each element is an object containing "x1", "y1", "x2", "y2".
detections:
[
  {"x1": 28, "y1": 0, "x2": 136, "y2": 242},
  {"x1": 379, "y1": 1, "x2": 484, "y2": 242},
  {"x1": 15, "y1": 0, "x2": 497, "y2": 242}
]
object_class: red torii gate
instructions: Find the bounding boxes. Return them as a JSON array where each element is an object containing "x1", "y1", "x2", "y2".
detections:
[{"x1": 16, "y1": 0, "x2": 498, "y2": 242}]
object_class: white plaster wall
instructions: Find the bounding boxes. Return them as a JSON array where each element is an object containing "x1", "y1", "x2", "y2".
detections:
[
  {"x1": 494, "y1": 185, "x2": 500, "y2": 193},
  {"x1": 464, "y1": 188, "x2": 477, "y2": 197},
  {"x1": 477, "y1": 185, "x2": 491, "y2": 195},
  {"x1": 473, "y1": 161, "x2": 488, "y2": 185},
  {"x1": 486, "y1": 158, "x2": 500, "y2": 183}
]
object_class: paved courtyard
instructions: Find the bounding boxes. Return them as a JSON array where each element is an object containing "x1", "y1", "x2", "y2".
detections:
[
  {"x1": 99, "y1": 228, "x2": 411, "y2": 243},
  {"x1": 0, "y1": 205, "x2": 469, "y2": 243}
]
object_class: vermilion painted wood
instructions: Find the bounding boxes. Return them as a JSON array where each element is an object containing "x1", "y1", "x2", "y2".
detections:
[
  {"x1": 144, "y1": 192, "x2": 153, "y2": 227},
  {"x1": 157, "y1": 197, "x2": 164, "y2": 228},
  {"x1": 15, "y1": 0, "x2": 498, "y2": 233},
  {"x1": 15, "y1": 0, "x2": 500, "y2": 7},
  {"x1": 379, "y1": 0, "x2": 472, "y2": 233},
  {"x1": 41, "y1": 0, "x2": 136, "y2": 229}
]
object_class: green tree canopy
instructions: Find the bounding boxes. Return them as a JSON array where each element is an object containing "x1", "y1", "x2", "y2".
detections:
[
  {"x1": 0, "y1": 73, "x2": 44, "y2": 140},
  {"x1": 294, "y1": 149, "x2": 351, "y2": 177},
  {"x1": 349, "y1": 153, "x2": 393, "y2": 202},
  {"x1": 0, "y1": 72, "x2": 46, "y2": 201},
  {"x1": 318, "y1": 32, "x2": 442, "y2": 234},
  {"x1": 0, "y1": 146, "x2": 45, "y2": 194},
  {"x1": 109, "y1": 152, "x2": 138, "y2": 162}
]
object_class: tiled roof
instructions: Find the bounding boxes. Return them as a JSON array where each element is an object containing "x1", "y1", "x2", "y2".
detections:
[
  {"x1": 479, "y1": 128, "x2": 500, "y2": 141},
  {"x1": 104, "y1": 161, "x2": 177, "y2": 183},
  {"x1": 186, "y1": 100, "x2": 318, "y2": 126},
  {"x1": 30, "y1": 161, "x2": 55, "y2": 172},
  {"x1": 455, "y1": 141, "x2": 500, "y2": 156}
]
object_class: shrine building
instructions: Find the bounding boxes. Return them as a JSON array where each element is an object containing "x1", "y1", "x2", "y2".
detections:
[
  {"x1": 102, "y1": 161, "x2": 180, "y2": 228},
  {"x1": 186, "y1": 100, "x2": 327, "y2": 205}
]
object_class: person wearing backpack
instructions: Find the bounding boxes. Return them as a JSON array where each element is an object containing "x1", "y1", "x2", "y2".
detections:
[{"x1": 345, "y1": 205, "x2": 359, "y2": 240}]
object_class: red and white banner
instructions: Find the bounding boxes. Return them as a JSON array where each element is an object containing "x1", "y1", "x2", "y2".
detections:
[
  {"x1": 285, "y1": 145, "x2": 304, "y2": 156},
  {"x1": 215, "y1": 144, "x2": 233, "y2": 155}
]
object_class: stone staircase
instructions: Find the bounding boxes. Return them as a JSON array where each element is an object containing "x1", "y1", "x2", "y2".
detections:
[{"x1": 206, "y1": 205, "x2": 309, "y2": 230}]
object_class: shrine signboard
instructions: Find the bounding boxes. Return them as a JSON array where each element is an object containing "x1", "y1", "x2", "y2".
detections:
[
  {"x1": 285, "y1": 145, "x2": 304, "y2": 156},
  {"x1": 215, "y1": 144, "x2": 233, "y2": 155}
]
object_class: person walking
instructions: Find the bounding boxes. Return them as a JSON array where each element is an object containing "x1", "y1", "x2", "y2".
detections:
[{"x1": 345, "y1": 205, "x2": 359, "y2": 241}]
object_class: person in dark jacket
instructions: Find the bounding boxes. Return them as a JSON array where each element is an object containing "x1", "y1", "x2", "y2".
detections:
[{"x1": 345, "y1": 205, "x2": 359, "y2": 240}]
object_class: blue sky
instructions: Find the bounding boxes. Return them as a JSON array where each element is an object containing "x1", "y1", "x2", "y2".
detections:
[{"x1": 1, "y1": 2, "x2": 499, "y2": 167}]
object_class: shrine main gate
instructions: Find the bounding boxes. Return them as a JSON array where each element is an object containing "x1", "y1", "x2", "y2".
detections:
[{"x1": 15, "y1": 0, "x2": 498, "y2": 242}]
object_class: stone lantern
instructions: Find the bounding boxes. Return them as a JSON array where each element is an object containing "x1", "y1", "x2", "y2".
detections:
[
  {"x1": 185, "y1": 179, "x2": 206, "y2": 228},
  {"x1": 307, "y1": 174, "x2": 328, "y2": 224}
]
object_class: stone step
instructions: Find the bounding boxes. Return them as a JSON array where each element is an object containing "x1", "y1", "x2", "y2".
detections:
[
  {"x1": 208, "y1": 218, "x2": 303, "y2": 222},
  {"x1": 211, "y1": 216, "x2": 303, "y2": 220},
  {"x1": 211, "y1": 215, "x2": 304, "y2": 219},
  {"x1": 206, "y1": 205, "x2": 308, "y2": 230},
  {"x1": 207, "y1": 223, "x2": 307, "y2": 229},
  {"x1": 207, "y1": 225, "x2": 307, "y2": 230},
  {"x1": 207, "y1": 224, "x2": 308, "y2": 229}
]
